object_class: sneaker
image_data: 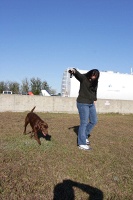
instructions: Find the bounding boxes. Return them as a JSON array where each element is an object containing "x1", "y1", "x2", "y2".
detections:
[
  {"x1": 86, "y1": 139, "x2": 90, "y2": 145},
  {"x1": 78, "y1": 145, "x2": 92, "y2": 150}
]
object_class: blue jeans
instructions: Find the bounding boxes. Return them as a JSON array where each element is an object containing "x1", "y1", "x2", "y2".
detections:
[{"x1": 77, "y1": 102, "x2": 97, "y2": 145}]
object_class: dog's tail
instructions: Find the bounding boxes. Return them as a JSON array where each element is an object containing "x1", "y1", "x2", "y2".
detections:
[{"x1": 30, "y1": 106, "x2": 36, "y2": 113}]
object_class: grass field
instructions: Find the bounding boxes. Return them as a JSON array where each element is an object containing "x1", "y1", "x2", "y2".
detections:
[{"x1": 0, "y1": 111, "x2": 133, "y2": 200}]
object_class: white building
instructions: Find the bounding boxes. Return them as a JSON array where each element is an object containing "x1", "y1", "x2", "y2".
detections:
[
  {"x1": 61, "y1": 68, "x2": 133, "y2": 100},
  {"x1": 41, "y1": 90, "x2": 51, "y2": 96}
]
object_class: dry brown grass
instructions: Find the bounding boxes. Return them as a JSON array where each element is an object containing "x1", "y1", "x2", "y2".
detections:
[{"x1": 0, "y1": 111, "x2": 133, "y2": 200}]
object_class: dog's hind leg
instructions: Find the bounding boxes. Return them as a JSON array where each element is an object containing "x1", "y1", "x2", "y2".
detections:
[{"x1": 23, "y1": 117, "x2": 29, "y2": 134}]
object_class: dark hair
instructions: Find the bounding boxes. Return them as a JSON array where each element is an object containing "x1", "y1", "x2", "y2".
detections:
[{"x1": 85, "y1": 69, "x2": 100, "y2": 87}]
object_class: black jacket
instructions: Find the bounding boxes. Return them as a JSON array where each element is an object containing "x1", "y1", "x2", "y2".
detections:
[{"x1": 74, "y1": 69, "x2": 98, "y2": 104}]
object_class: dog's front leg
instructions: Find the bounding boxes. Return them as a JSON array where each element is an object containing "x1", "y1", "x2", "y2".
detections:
[
  {"x1": 30, "y1": 130, "x2": 34, "y2": 138},
  {"x1": 34, "y1": 132, "x2": 41, "y2": 145}
]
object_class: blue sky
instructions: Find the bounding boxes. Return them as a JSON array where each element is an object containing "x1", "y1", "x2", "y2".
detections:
[{"x1": 0, "y1": 0, "x2": 133, "y2": 93}]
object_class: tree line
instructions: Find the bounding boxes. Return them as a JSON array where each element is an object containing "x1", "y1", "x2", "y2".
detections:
[{"x1": 0, "y1": 77, "x2": 57, "y2": 95}]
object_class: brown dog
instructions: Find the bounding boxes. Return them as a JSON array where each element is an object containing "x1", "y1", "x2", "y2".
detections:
[{"x1": 23, "y1": 106, "x2": 48, "y2": 145}]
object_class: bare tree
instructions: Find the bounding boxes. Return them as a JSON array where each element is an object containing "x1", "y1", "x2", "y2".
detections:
[
  {"x1": 0, "y1": 81, "x2": 7, "y2": 93},
  {"x1": 0, "y1": 77, "x2": 56, "y2": 95},
  {"x1": 8, "y1": 81, "x2": 20, "y2": 94},
  {"x1": 21, "y1": 78, "x2": 30, "y2": 94}
]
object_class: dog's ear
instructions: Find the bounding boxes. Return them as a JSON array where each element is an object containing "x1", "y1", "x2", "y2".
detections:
[
  {"x1": 44, "y1": 124, "x2": 48, "y2": 128},
  {"x1": 34, "y1": 124, "x2": 39, "y2": 130},
  {"x1": 37, "y1": 121, "x2": 42, "y2": 128},
  {"x1": 34, "y1": 121, "x2": 42, "y2": 130}
]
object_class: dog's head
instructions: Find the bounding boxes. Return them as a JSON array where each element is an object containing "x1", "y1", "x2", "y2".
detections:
[{"x1": 38, "y1": 122, "x2": 48, "y2": 136}]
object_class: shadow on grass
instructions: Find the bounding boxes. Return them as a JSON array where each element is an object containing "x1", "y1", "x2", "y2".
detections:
[
  {"x1": 68, "y1": 126, "x2": 79, "y2": 145},
  {"x1": 53, "y1": 179, "x2": 103, "y2": 200},
  {"x1": 69, "y1": 125, "x2": 91, "y2": 138},
  {"x1": 69, "y1": 125, "x2": 79, "y2": 135}
]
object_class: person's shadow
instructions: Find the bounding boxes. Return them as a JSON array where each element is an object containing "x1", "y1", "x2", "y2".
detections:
[
  {"x1": 53, "y1": 179, "x2": 103, "y2": 200},
  {"x1": 68, "y1": 126, "x2": 79, "y2": 145},
  {"x1": 69, "y1": 125, "x2": 79, "y2": 136},
  {"x1": 69, "y1": 125, "x2": 91, "y2": 145}
]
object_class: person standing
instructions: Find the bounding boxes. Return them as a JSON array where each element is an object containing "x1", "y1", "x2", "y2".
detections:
[{"x1": 68, "y1": 68, "x2": 100, "y2": 150}]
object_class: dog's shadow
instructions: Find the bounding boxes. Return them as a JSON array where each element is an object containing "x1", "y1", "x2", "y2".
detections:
[
  {"x1": 53, "y1": 179, "x2": 103, "y2": 200},
  {"x1": 37, "y1": 132, "x2": 51, "y2": 141}
]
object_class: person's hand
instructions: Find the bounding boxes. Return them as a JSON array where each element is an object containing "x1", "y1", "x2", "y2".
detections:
[
  {"x1": 68, "y1": 68, "x2": 75, "y2": 74},
  {"x1": 94, "y1": 101, "x2": 97, "y2": 106}
]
